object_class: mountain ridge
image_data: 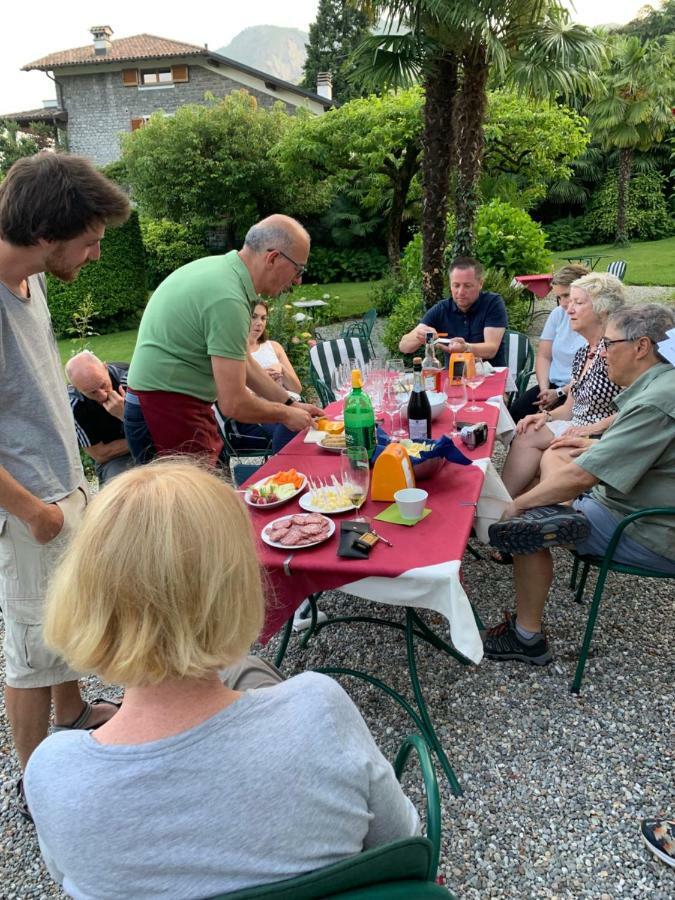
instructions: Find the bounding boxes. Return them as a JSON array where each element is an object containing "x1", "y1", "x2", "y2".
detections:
[{"x1": 217, "y1": 25, "x2": 308, "y2": 85}]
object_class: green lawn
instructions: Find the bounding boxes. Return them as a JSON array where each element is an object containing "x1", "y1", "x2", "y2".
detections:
[
  {"x1": 552, "y1": 236, "x2": 675, "y2": 286},
  {"x1": 57, "y1": 281, "x2": 378, "y2": 365}
]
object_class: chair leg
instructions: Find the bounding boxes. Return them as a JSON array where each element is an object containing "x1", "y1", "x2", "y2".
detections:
[
  {"x1": 571, "y1": 568, "x2": 609, "y2": 694},
  {"x1": 570, "y1": 557, "x2": 579, "y2": 590},
  {"x1": 574, "y1": 562, "x2": 591, "y2": 604},
  {"x1": 466, "y1": 543, "x2": 484, "y2": 561}
]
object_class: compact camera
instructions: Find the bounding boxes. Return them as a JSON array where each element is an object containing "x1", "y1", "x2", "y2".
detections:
[{"x1": 459, "y1": 422, "x2": 488, "y2": 449}]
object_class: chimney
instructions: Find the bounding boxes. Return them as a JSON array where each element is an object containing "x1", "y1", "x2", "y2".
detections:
[
  {"x1": 316, "y1": 72, "x2": 333, "y2": 101},
  {"x1": 90, "y1": 25, "x2": 113, "y2": 56}
]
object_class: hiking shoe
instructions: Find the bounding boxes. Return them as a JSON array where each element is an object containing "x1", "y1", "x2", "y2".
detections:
[
  {"x1": 641, "y1": 818, "x2": 675, "y2": 868},
  {"x1": 482, "y1": 611, "x2": 552, "y2": 666},
  {"x1": 15, "y1": 778, "x2": 33, "y2": 824},
  {"x1": 488, "y1": 504, "x2": 590, "y2": 555}
]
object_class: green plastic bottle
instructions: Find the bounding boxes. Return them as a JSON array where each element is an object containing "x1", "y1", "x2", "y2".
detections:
[{"x1": 343, "y1": 369, "x2": 376, "y2": 454}]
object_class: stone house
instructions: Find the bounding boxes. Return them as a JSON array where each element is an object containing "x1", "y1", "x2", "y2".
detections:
[{"x1": 8, "y1": 26, "x2": 332, "y2": 166}]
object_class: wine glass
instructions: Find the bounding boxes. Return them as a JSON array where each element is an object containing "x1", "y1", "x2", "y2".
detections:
[
  {"x1": 341, "y1": 446, "x2": 371, "y2": 523},
  {"x1": 464, "y1": 359, "x2": 485, "y2": 412},
  {"x1": 382, "y1": 380, "x2": 407, "y2": 440},
  {"x1": 445, "y1": 374, "x2": 467, "y2": 437},
  {"x1": 331, "y1": 363, "x2": 350, "y2": 417}
]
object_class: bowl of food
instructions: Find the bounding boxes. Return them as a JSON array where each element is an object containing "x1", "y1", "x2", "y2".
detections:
[{"x1": 398, "y1": 439, "x2": 446, "y2": 480}]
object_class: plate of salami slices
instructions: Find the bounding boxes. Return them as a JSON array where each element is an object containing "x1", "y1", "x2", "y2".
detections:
[{"x1": 261, "y1": 513, "x2": 335, "y2": 550}]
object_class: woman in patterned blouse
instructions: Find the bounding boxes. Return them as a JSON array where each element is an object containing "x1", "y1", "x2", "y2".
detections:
[{"x1": 501, "y1": 273, "x2": 626, "y2": 500}]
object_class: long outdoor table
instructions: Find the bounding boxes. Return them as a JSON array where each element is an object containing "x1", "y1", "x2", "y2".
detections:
[{"x1": 243, "y1": 369, "x2": 510, "y2": 792}]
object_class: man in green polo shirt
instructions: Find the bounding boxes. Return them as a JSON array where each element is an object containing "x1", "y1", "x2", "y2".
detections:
[
  {"x1": 482, "y1": 304, "x2": 675, "y2": 665},
  {"x1": 125, "y1": 215, "x2": 322, "y2": 463}
]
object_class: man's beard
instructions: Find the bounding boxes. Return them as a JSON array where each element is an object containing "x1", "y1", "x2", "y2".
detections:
[{"x1": 44, "y1": 246, "x2": 81, "y2": 282}]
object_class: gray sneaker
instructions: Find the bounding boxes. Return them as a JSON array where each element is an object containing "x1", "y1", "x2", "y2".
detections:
[
  {"x1": 483, "y1": 612, "x2": 552, "y2": 666},
  {"x1": 488, "y1": 504, "x2": 590, "y2": 555}
]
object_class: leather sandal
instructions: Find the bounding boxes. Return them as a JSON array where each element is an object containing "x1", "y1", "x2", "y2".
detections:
[{"x1": 52, "y1": 698, "x2": 122, "y2": 733}]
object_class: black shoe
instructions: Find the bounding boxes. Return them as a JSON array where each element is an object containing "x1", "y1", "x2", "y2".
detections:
[
  {"x1": 16, "y1": 777, "x2": 33, "y2": 823},
  {"x1": 488, "y1": 504, "x2": 590, "y2": 555},
  {"x1": 641, "y1": 818, "x2": 675, "y2": 869},
  {"x1": 483, "y1": 611, "x2": 552, "y2": 666}
]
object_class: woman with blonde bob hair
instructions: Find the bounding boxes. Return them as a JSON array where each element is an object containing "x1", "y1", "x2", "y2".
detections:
[
  {"x1": 24, "y1": 461, "x2": 418, "y2": 898},
  {"x1": 500, "y1": 272, "x2": 626, "y2": 513}
]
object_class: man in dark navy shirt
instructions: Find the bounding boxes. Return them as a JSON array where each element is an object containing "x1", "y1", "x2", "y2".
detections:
[
  {"x1": 66, "y1": 352, "x2": 134, "y2": 485},
  {"x1": 399, "y1": 257, "x2": 508, "y2": 366}
]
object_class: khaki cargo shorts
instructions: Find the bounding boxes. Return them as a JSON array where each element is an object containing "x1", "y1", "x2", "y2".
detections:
[{"x1": 0, "y1": 487, "x2": 87, "y2": 688}]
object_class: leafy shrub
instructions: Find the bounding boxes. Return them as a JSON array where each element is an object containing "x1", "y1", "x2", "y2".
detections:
[
  {"x1": 304, "y1": 247, "x2": 388, "y2": 283},
  {"x1": 543, "y1": 216, "x2": 594, "y2": 252},
  {"x1": 265, "y1": 298, "x2": 326, "y2": 388},
  {"x1": 140, "y1": 218, "x2": 209, "y2": 289},
  {"x1": 481, "y1": 268, "x2": 531, "y2": 334},
  {"x1": 474, "y1": 200, "x2": 551, "y2": 276},
  {"x1": 46, "y1": 211, "x2": 147, "y2": 337},
  {"x1": 370, "y1": 274, "x2": 409, "y2": 316},
  {"x1": 585, "y1": 170, "x2": 674, "y2": 243},
  {"x1": 382, "y1": 289, "x2": 425, "y2": 361}
]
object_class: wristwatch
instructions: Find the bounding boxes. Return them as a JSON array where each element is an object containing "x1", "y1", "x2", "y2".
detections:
[
  {"x1": 284, "y1": 396, "x2": 296, "y2": 406},
  {"x1": 555, "y1": 387, "x2": 566, "y2": 398}
]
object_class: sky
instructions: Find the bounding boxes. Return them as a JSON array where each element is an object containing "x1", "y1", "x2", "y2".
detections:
[{"x1": 0, "y1": 0, "x2": 652, "y2": 114}]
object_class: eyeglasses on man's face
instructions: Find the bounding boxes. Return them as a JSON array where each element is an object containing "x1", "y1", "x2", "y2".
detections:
[
  {"x1": 600, "y1": 336, "x2": 655, "y2": 350},
  {"x1": 267, "y1": 248, "x2": 306, "y2": 276}
]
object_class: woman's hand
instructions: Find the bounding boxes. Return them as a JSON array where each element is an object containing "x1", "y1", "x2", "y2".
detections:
[
  {"x1": 535, "y1": 388, "x2": 559, "y2": 409},
  {"x1": 563, "y1": 424, "x2": 599, "y2": 438},
  {"x1": 265, "y1": 366, "x2": 284, "y2": 383},
  {"x1": 516, "y1": 412, "x2": 547, "y2": 434}
]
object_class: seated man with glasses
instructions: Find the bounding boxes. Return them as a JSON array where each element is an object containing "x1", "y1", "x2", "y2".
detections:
[
  {"x1": 124, "y1": 215, "x2": 322, "y2": 465},
  {"x1": 483, "y1": 304, "x2": 675, "y2": 665}
]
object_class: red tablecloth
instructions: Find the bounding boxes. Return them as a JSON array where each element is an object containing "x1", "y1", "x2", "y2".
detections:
[{"x1": 245, "y1": 369, "x2": 508, "y2": 652}]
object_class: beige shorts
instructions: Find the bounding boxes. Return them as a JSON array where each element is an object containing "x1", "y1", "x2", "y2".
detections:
[{"x1": 0, "y1": 487, "x2": 87, "y2": 688}]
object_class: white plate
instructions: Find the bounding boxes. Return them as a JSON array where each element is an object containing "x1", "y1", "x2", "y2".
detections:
[
  {"x1": 318, "y1": 438, "x2": 346, "y2": 453},
  {"x1": 261, "y1": 513, "x2": 335, "y2": 550},
  {"x1": 298, "y1": 492, "x2": 355, "y2": 515},
  {"x1": 244, "y1": 473, "x2": 307, "y2": 509}
]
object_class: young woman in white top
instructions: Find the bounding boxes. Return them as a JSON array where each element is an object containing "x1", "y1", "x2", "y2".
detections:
[{"x1": 226, "y1": 301, "x2": 304, "y2": 453}]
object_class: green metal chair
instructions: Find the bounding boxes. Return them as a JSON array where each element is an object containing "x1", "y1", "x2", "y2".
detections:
[
  {"x1": 206, "y1": 734, "x2": 451, "y2": 899},
  {"x1": 569, "y1": 506, "x2": 675, "y2": 694},
  {"x1": 341, "y1": 308, "x2": 378, "y2": 356},
  {"x1": 308, "y1": 337, "x2": 372, "y2": 406},
  {"x1": 504, "y1": 329, "x2": 535, "y2": 409},
  {"x1": 312, "y1": 375, "x2": 335, "y2": 406},
  {"x1": 606, "y1": 260, "x2": 627, "y2": 281},
  {"x1": 214, "y1": 404, "x2": 273, "y2": 468}
]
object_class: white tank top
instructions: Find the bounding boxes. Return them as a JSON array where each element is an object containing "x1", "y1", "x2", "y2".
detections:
[{"x1": 251, "y1": 341, "x2": 280, "y2": 368}]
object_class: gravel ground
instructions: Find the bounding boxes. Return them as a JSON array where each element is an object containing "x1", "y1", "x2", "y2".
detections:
[{"x1": 1, "y1": 297, "x2": 673, "y2": 898}]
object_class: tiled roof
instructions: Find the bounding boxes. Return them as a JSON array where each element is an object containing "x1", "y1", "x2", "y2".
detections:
[
  {"x1": 23, "y1": 34, "x2": 209, "y2": 71},
  {"x1": 0, "y1": 107, "x2": 67, "y2": 123}
]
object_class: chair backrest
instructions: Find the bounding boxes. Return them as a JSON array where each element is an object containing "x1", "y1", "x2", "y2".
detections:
[
  {"x1": 313, "y1": 376, "x2": 335, "y2": 406},
  {"x1": 309, "y1": 337, "x2": 371, "y2": 388},
  {"x1": 208, "y1": 837, "x2": 438, "y2": 900},
  {"x1": 504, "y1": 329, "x2": 534, "y2": 395},
  {"x1": 362, "y1": 308, "x2": 377, "y2": 336},
  {"x1": 607, "y1": 260, "x2": 627, "y2": 281},
  {"x1": 231, "y1": 462, "x2": 264, "y2": 488}
]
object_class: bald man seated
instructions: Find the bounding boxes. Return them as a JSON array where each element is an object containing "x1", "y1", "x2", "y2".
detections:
[{"x1": 66, "y1": 351, "x2": 134, "y2": 485}]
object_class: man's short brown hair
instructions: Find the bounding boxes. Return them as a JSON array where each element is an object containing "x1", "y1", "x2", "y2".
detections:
[
  {"x1": 0, "y1": 152, "x2": 130, "y2": 246},
  {"x1": 449, "y1": 256, "x2": 484, "y2": 280}
]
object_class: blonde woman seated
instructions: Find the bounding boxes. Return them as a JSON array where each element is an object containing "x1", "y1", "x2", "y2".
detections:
[
  {"x1": 225, "y1": 300, "x2": 303, "y2": 454},
  {"x1": 501, "y1": 273, "x2": 626, "y2": 502},
  {"x1": 24, "y1": 462, "x2": 418, "y2": 899}
]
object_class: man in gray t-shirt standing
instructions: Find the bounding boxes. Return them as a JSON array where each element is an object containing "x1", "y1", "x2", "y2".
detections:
[{"x1": 0, "y1": 154, "x2": 130, "y2": 813}]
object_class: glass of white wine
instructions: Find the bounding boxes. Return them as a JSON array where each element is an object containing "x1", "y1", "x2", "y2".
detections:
[
  {"x1": 445, "y1": 371, "x2": 467, "y2": 437},
  {"x1": 464, "y1": 359, "x2": 485, "y2": 411},
  {"x1": 341, "y1": 446, "x2": 370, "y2": 522}
]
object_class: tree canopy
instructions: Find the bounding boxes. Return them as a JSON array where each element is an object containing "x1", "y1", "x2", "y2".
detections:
[
  {"x1": 300, "y1": 0, "x2": 372, "y2": 103},
  {"x1": 120, "y1": 92, "x2": 293, "y2": 244}
]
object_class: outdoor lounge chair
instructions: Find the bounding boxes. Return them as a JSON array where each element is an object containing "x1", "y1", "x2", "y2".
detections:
[{"x1": 606, "y1": 260, "x2": 627, "y2": 281}]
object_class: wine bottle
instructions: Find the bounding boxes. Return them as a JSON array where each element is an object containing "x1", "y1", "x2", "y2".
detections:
[
  {"x1": 422, "y1": 331, "x2": 442, "y2": 392},
  {"x1": 343, "y1": 369, "x2": 376, "y2": 454},
  {"x1": 407, "y1": 357, "x2": 432, "y2": 440}
]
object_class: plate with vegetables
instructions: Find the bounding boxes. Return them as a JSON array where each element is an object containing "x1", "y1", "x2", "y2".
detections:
[{"x1": 244, "y1": 469, "x2": 308, "y2": 509}]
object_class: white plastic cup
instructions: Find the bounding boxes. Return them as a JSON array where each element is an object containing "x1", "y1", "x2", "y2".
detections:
[{"x1": 394, "y1": 488, "x2": 428, "y2": 520}]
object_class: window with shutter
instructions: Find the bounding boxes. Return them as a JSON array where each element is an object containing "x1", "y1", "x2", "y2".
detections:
[
  {"x1": 171, "y1": 65, "x2": 189, "y2": 83},
  {"x1": 130, "y1": 118, "x2": 145, "y2": 131},
  {"x1": 122, "y1": 69, "x2": 139, "y2": 86}
]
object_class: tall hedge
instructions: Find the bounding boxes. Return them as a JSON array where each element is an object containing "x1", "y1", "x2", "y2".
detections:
[{"x1": 46, "y1": 210, "x2": 147, "y2": 336}]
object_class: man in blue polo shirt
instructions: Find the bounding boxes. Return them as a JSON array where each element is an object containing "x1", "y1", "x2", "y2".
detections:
[{"x1": 399, "y1": 256, "x2": 508, "y2": 366}]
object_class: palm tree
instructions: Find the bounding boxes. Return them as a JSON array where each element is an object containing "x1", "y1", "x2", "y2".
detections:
[
  {"x1": 584, "y1": 34, "x2": 675, "y2": 245},
  {"x1": 352, "y1": 2, "x2": 603, "y2": 303}
]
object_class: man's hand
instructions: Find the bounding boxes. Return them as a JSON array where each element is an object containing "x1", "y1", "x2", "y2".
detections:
[
  {"x1": 281, "y1": 405, "x2": 315, "y2": 432},
  {"x1": 549, "y1": 435, "x2": 592, "y2": 458},
  {"x1": 413, "y1": 323, "x2": 437, "y2": 344},
  {"x1": 295, "y1": 401, "x2": 323, "y2": 418},
  {"x1": 27, "y1": 502, "x2": 64, "y2": 545},
  {"x1": 102, "y1": 385, "x2": 126, "y2": 420},
  {"x1": 500, "y1": 500, "x2": 521, "y2": 521},
  {"x1": 516, "y1": 412, "x2": 548, "y2": 434},
  {"x1": 447, "y1": 337, "x2": 467, "y2": 353},
  {"x1": 562, "y1": 424, "x2": 597, "y2": 438}
]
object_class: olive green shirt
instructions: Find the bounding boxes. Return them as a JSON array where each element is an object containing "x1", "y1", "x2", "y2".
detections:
[
  {"x1": 576, "y1": 363, "x2": 675, "y2": 559},
  {"x1": 128, "y1": 252, "x2": 257, "y2": 402}
]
